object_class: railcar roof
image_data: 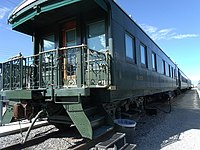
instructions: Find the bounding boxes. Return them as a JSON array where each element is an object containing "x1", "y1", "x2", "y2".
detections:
[
  {"x1": 8, "y1": 0, "x2": 41, "y2": 23},
  {"x1": 8, "y1": 0, "x2": 82, "y2": 25},
  {"x1": 12, "y1": 0, "x2": 37, "y2": 15}
]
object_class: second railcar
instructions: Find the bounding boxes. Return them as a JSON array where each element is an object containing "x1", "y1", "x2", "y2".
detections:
[
  {"x1": 0, "y1": 0, "x2": 191, "y2": 140},
  {"x1": 178, "y1": 69, "x2": 191, "y2": 91}
]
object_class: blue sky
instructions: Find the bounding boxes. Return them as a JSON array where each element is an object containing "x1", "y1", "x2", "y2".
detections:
[
  {"x1": 115, "y1": 0, "x2": 200, "y2": 85},
  {"x1": 0, "y1": 0, "x2": 200, "y2": 85},
  {"x1": 0, "y1": 0, "x2": 32, "y2": 60}
]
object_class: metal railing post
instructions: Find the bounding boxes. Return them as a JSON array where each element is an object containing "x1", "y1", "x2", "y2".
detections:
[
  {"x1": 39, "y1": 53, "x2": 42, "y2": 88},
  {"x1": 87, "y1": 48, "x2": 90, "y2": 86},
  {"x1": 9, "y1": 61, "x2": 13, "y2": 90},
  {"x1": 76, "y1": 48, "x2": 82, "y2": 87},
  {"x1": 106, "y1": 51, "x2": 111, "y2": 85},
  {"x1": 81, "y1": 45, "x2": 85, "y2": 87},
  {"x1": 57, "y1": 48, "x2": 62, "y2": 87},
  {"x1": 20, "y1": 57, "x2": 23, "y2": 89},
  {"x1": 24, "y1": 59, "x2": 27, "y2": 89},
  {"x1": 55, "y1": 49, "x2": 59, "y2": 87},
  {"x1": 51, "y1": 53, "x2": 54, "y2": 86},
  {"x1": 50, "y1": 54, "x2": 54, "y2": 101}
]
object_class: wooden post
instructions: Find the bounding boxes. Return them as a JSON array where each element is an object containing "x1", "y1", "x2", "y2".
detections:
[{"x1": 63, "y1": 57, "x2": 67, "y2": 81}]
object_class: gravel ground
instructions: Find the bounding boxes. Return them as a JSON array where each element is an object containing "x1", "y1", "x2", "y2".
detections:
[
  {"x1": 133, "y1": 88, "x2": 200, "y2": 150},
  {"x1": 0, "y1": 124, "x2": 84, "y2": 149}
]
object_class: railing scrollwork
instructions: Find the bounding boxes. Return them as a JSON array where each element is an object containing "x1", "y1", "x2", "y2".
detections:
[{"x1": 1, "y1": 45, "x2": 111, "y2": 90}]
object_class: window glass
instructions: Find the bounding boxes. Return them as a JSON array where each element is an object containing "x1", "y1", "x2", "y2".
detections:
[
  {"x1": 165, "y1": 63, "x2": 169, "y2": 76},
  {"x1": 171, "y1": 67, "x2": 173, "y2": 78},
  {"x1": 152, "y1": 52, "x2": 156, "y2": 71},
  {"x1": 87, "y1": 21, "x2": 106, "y2": 51},
  {"x1": 66, "y1": 29, "x2": 76, "y2": 47},
  {"x1": 140, "y1": 44, "x2": 147, "y2": 67},
  {"x1": 125, "y1": 33, "x2": 135, "y2": 60},
  {"x1": 168, "y1": 65, "x2": 171, "y2": 77},
  {"x1": 162, "y1": 60, "x2": 165, "y2": 75},
  {"x1": 42, "y1": 35, "x2": 55, "y2": 51},
  {"x1": 174, "y1": 69, "x2": 176, "y2": 79}
]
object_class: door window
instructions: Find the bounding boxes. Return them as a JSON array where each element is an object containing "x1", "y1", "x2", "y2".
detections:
[
  {"x1": 62, "y1": 20, "x2": 76, "y2": 47},
  {"x1": 62, "y1": 21, "x2": 77, "y2": 85},
  {"x1": 65, "y1": 29, "x2": 76, "y2": 47}
]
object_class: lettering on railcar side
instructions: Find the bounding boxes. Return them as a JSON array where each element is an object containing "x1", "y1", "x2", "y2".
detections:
[{"x1": 136, "y1": 75, "x2": 144, "y2": 81}]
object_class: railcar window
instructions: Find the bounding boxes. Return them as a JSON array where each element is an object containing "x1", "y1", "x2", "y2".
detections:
[
  {"x1": 87, "y1": 20, "x2": 106, "y2": 51},
  {"x1": 42, "y1": 34, "x2": 55, "y2": 51},
  {"x1": 140, "y1": 44, "x2": 147, "y2": 68},
  {"x1": 125, "y1": 33, "x2": 135, "y2": 62},
  {"x1": 171, "y1": 67, "x2": 174, "y2": 78},
  {"x1": 162, "y1": 60, "x2": 166, "y2": 75},
  {"x1": 168, "y1": 65, "x2": 171, "y2": 77},
  {"x1": 174, "y1": 69, "x2": 176, "y2": 78},
  {"x1": 152, "y1": 52, "x2": 157, "y2": 71},
  {"x1": 165, "y1": 63, "x2": 169, "y2": 76}
]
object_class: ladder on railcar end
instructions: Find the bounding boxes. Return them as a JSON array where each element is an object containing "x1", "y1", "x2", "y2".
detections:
[{"x1": 95, "y1": 132, "x2": 137, "y2": 150}]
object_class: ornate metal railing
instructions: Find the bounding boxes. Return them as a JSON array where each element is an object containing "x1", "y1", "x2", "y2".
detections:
[{"x1": 1, "y1": 45, "x2": 111, "y2": 90}]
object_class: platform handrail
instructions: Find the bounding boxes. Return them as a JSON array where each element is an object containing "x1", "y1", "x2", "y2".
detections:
[{"x1": 1, "y1": 45, "x2": 111, "y2": 90}]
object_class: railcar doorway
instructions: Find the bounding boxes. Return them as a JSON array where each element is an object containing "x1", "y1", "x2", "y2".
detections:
[{"x1": 61, "y1": 20, "x2": 77, "y2": 87}]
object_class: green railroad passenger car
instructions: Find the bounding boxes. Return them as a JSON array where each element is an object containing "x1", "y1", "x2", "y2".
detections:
[{"x1": 0, "y1": 0, "x2": 191, "y2": 139}]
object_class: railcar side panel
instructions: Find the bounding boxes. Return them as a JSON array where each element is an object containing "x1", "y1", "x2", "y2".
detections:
[{"x1": 108, "y1": 0, "x2": 178, "y2": 102}]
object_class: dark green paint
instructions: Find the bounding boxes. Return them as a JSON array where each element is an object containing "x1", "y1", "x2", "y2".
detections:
[
  {"x1": 2, "y1": 106, "x2": 13, "y2": 124},
  {"x1": 4, "y1": 90, "x2": 32, "y2": 99},
  {"x1": 95, "y1": 0, "x2": 108, "y2": 11},
  {"x1": 65, "y1": 103, "x2": 93, "y2": 139},
  {"x1": 46, "y1": 88, "x2": 90, "y2": 97}
]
